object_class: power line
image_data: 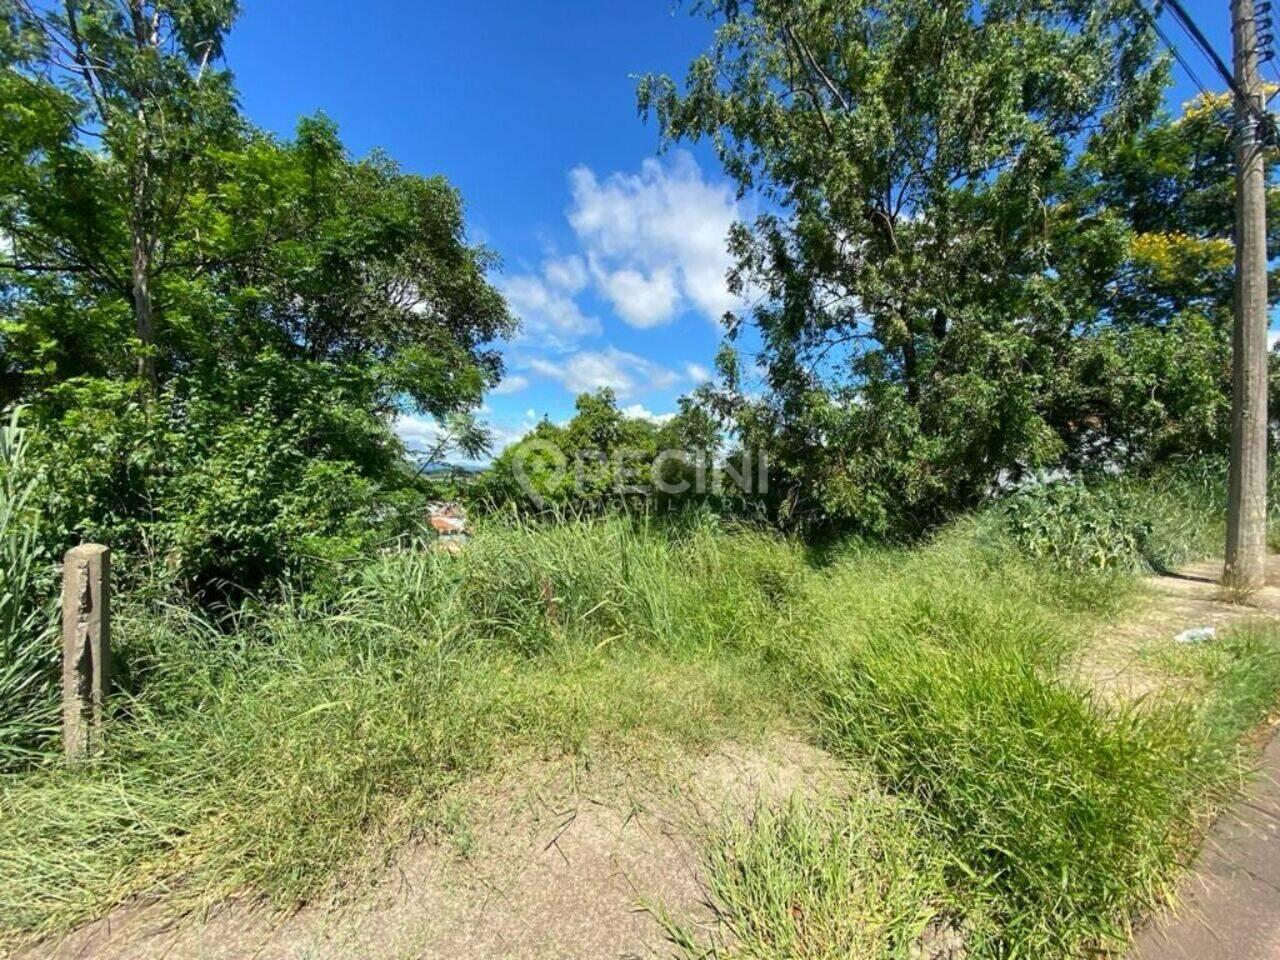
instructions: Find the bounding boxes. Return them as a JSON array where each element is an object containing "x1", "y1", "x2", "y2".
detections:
[
  {"x1": 1147, "y1": 0, "x2": 1278, "y2": 143},
  {"x1": 1162, "y1": 0, "x2": 1240, "y2": 91},
  {"x1": 1146, "y1": 5, "x2": 1215, "y2": 100},
  {"x1": 1161, "y1": 0, "x2": 1273, "y2": 126},
  {"x1": 1137, "y1": 0, "x2": 1229, "y2": 139}
]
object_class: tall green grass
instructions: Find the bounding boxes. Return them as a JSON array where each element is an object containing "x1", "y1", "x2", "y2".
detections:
[
  {"x1": 656, "y1": 795, "x2": 949, "y2": 959},
  {"x1": 0, "y1": 408, "x2": 58, "y2": 772},
  {"x1": 1, "y1": 480, "x2": 1277, "y2": 958},
  {"x1": 660, "y1": 525, "x2": 1280, "y2": 958},
  {"x1": 807, "y1": 543, "x2": 1210, "y2": 955},
  {"x1": 0, "y1": 516, "x2": 803, "y2": 934}
]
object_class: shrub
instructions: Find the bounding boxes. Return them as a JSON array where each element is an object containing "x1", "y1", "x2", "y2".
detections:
[
  {"x1": 1005, "y1": 481, "x2": 1152, "y2": 572},
  {"x1": 1004, "y1": 463, "x2": 1224, "y2": 574},
  {"x1": 31, "y1": 373, "x2": 423, "y2": 600}
]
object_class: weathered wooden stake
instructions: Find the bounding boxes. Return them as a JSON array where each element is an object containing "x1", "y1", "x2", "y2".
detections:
[{"x1": 62, "y1": 544, "x2": 110, "y2": 760}]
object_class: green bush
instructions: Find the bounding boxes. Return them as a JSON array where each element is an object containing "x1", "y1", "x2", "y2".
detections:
[
  {"x1": 1005, "y1": 480, "x2": 1151, "y2": 572},
  {"x1": 476, "y1": 388, "x2": 725, "y2": 516},
  {"x1": 1004, "y1": 463, "x2": 1223, "y2": 574},
  {"x1": 31, "y1": 372, "x2": 426, "y2": 600}
]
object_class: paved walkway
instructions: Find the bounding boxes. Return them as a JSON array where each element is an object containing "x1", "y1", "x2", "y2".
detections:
[{"x1": 1132, "y1": 729, "x2": 1280, "y2": 959}]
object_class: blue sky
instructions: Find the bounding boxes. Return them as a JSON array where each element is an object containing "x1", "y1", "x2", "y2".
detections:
[{"x1": 223, "y1": 0, "x2": 1246, "y2": 459}]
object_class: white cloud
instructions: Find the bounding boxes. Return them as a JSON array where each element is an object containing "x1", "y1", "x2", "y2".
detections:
[
  {"x1": 568, "y1": 152, "x2": 742, "y2": 329},
  {"x1": 685, "y1": 362, "x2": 711, "y2": 383},
  {"x1": 501, "y1": 272, "x2": 600, "y2": 350},
  {"x1": 491, "y1": 152, "x2": 741, "y2": 369},
  {"x1": 491, "y1": 374, "x2": 529, "y2": 395},
  {"x1": 1270, "y1": 328, "x2": 1280, "y2": 351},
  {"x1": 590, "y1": 264, "x2": 680, "y2": 329},
  {"x1": 621, "y1": 403, "x2": 675, "y2": 425},
  {"x1": 394, "y1": 413, "x2": 445, "y2": 454},
  {"x1": 528, "y1": 347, "x2": 680, "y2": 399},
  {"x1": 543, "y1": 254, "x2": 588, "y2": 293}
]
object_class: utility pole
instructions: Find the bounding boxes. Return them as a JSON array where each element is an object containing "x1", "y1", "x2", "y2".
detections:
[{"x1": 1225, "y1": 0, "x2": 1270, "y2": 590}]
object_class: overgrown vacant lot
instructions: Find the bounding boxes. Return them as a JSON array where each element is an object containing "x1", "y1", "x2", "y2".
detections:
[{"x1": 3, "y1": 490, "x2": 1280, "y2": 958}]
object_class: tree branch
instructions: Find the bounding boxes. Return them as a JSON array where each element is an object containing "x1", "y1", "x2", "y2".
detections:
[
  {"x1": 781, "y1": 24, "x2": 835, "y2": 144},
  {"x1": 62, "y1": 1, "x2": 111, "y2": 121},
  {"x1": 784, "y1": 23, "x2": 852, "y2": 114},
  {"x1": 0, "y1": 260, "x2": 101, "y2": 273}
]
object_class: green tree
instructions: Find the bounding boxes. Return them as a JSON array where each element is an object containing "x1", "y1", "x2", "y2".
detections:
[
  {"x1": 1043, "y1": 92, "x2": 1280, "y2": 470},
  {"x1": 640, "y1": 0, "x2": 1164, "y2": 532},
  {"x1": 1, "y1": 5, "x2": 515, "y2": 590},
  {"x1": 481, "y1": 390, "x2": 722, "y2": 514},
  {"x1": 4, "y1": 0, "x2": 242, "y2": 390}
]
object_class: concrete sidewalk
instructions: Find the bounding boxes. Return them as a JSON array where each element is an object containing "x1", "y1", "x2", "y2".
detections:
[{"x1": 1131, "y1": 729, "x2": 1280, "y2": 959}]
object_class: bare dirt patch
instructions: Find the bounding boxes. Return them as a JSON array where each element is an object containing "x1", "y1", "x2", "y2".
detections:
[
  {"x1": 1068, "y1": 556, "x2": 1280, "y2": 704},
  {"x1": 16, "y1": 737, "x2": 844, "y2": 960}
]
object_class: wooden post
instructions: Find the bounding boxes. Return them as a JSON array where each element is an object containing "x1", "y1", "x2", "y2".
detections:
[
  {"x1": 62, "y1": 544, "x2": 110, "y2": 760},
  {"x1": 1225, "y1": 0, "x2": 1270, "y2": 590}
]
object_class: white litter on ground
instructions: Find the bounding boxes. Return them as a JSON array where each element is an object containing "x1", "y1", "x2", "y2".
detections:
[{"x1": 1174, "y1": 626, "x2": 1217, "y2": 645}]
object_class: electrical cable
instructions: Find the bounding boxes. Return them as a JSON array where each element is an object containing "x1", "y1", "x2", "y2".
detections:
[{"x1": 1147, "y1": 0, "x2": 1277, "y2": 140}]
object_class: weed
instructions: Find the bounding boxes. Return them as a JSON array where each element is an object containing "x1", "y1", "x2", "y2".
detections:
[
  {"x1": 657, "y1": 795, "x2": 949, "y2": 959},
  {"x1": 0, "y1": 408, "x2": 59, "y2": 771},
  {"x1": 2, "y1": 499, "x2": 1277, "y2": 959},
  {"x1": 1004, "y1": 463, "x2": 1224, "y2": 575}
]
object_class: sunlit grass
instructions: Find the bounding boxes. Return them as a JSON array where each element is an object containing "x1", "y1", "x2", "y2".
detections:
[{"x1": 1, "y1": 491, "x2": 1278, "y2": 958}]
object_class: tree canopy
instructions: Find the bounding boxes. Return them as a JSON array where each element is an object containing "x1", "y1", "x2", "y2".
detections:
[
  {"x1": 636, "y1": 0, "x2": 1276, "y2": 534},
  {"x1": 1, "y1": 0, "x2": 1274, "y2": 580},
  {"x1": 480, "y1": 388, "x2": 724, "y2": 513},
  {"x1": 2, "y1": 1, "x2": 513, "y2": 590}
]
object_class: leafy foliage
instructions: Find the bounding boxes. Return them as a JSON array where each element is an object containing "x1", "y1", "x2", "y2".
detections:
[
  {"x1": 1005, "y1": 462, "x2": 1226, "y2": 573},
  {"x1": 2, "y1": 6, "x2": 514, "y2": 590},
  {"x1": 2, "y1": 6, "x2": 1277, "y2": 954},
  {"x1": 1006, "y1": 481, "x2": 1154, "y2": 573},
  {"x1": 639, "y1": 6, "x2": 1277, "y2": 534},
  {"x1": 1045, "y1": 92, "x2": 1280, "y2": 470},
  {"x1": 478, "y1": 388, "x2": 726, "y2": 514},
  {"x1": 638, "y1": 0, "x2": 1168, "y2": 532}
]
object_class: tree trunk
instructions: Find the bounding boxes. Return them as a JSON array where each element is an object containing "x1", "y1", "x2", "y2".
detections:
[
  {"x1": 903, "y1": 335, "x2": 920, "y2": 405},
  {"x1": 128, "y1": 1, "x2": 157, "y2": 393},
  {"x1": 130, "y1": 202, "x2": 155, "y2": 390}
]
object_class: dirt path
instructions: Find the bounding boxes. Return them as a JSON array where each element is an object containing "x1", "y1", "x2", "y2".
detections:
[
  {"x1": 14, "y1": 739, "x2": 843, "y2": 960},
  {"x1": 1070, "y1": 557, "x2": 1280, "y2": 702}
]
